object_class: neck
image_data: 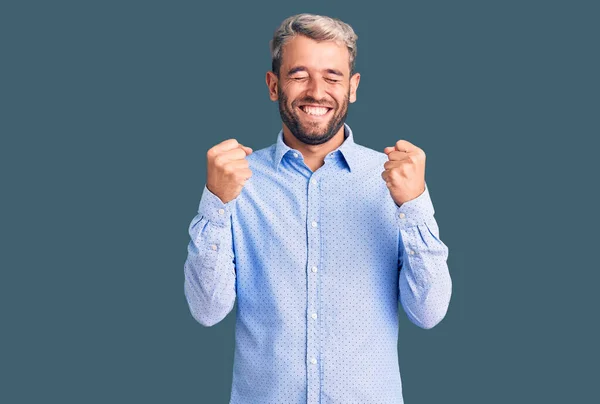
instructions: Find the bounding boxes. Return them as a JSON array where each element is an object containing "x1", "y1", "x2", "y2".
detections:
[{"x1": 282, "y1": 125, "x2": 346, "y2": 172}]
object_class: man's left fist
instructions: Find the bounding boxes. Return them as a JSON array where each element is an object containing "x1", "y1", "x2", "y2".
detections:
[{"x1": 381, "y1": 140, "x2": 426, "y2": 207}]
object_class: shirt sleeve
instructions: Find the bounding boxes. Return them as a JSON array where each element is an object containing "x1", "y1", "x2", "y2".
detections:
[
  {"x1": 183, "y1": 184, "x2": 237, "y2": 327},
  {"x1": 396, "y1": 182, "x2": 452, "y2": 329}
]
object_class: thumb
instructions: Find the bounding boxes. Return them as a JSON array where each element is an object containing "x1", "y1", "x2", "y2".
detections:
[{"x1": 239, "y1": 144, "x2": 253, "y2": 155}]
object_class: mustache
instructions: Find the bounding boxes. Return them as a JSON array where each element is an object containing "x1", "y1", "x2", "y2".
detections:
[{"x1": 293, "y1": 98, "x2": 336, "y2": 109}]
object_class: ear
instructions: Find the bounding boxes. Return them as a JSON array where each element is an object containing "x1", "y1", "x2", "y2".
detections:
[
  {"x1": 266, "y1": 71, "x2": 279, "y2": 101},
  {"x1": 349, "y1": 72, "x2": 360, "y2": 103}
]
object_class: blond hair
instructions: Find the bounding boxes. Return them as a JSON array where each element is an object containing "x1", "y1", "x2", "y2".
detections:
[{"x1": 269, "y1": 13, "x2": 358, "y2": 76}]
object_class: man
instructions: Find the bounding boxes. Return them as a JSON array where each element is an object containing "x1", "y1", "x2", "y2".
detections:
[{"x1": 184, "y1": 13, "x2": 452, "y2": 404}]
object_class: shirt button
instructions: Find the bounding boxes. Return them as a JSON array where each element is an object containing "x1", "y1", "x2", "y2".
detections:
[
  {"x1": 310, "y1": 357, "x2": 317, "y2": 365},
  {"x1": 311, "y1": 221, "x2": 318, "y2": 227},
  {"x1": 311, "y1": 313, "x2": 317, "y2": 319},
  {"x1": 311, "y1": 266, "x2": 318, "y2": 273},
  {"x1": 399, "y1": 213, "x2": 405, "y2": 219},
  {"x1": 211, "y1": 244, "x2": 217, "y2": 251},
  {"x1": 293, "y1": 152, "x2": 299, "y2": 158},
  {"x1": 218, "y1": 208, "x2": 225, "y2": 215},
  {"x1": 311, "y1": 178, "x2": 318, "y2": 185},
  {"x1": 409, "y1": 249, "x2": 415, "y2": 255}
]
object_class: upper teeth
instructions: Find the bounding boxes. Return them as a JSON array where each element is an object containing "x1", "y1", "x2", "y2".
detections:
[{"x1": 301, "y1": 106, "x2": 329, "y2": 116}]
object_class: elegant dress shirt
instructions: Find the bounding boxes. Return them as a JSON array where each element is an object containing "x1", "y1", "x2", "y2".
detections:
[{"x1": 184, "y1": 122, "x2": 452, "y2": 404}]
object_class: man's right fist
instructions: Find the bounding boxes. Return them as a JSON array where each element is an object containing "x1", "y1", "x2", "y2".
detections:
[{"x1": 206, "y1": 139, "x2": 253, "y2": 204}]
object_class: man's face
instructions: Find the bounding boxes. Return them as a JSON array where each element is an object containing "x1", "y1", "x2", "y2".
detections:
[{"x1": 267, "y1": 35, "x2": 360, "y2": 145}]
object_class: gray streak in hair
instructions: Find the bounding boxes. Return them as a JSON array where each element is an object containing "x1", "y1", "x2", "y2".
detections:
[{"x1": 269, "y1": 14, "x2": 358, "y2": 77}]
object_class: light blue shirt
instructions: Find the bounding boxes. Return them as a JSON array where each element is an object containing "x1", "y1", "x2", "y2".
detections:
[{"x1": 184, "y1": 123, "x2": 452, "y2": 403}]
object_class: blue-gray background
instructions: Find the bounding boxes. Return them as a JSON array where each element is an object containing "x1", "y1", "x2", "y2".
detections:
[{"x1": 2, "y1": 0, "x2": 598, "y2": 403}]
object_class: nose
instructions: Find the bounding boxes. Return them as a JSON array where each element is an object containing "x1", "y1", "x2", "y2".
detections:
[{"x1": 305, "y1": 76, "x2": 326, "y2": 101}]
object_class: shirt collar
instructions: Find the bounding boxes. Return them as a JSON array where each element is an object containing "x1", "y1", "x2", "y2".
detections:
[{"x1": 273, "y1": 122, "x2": 358, "y2": 173}]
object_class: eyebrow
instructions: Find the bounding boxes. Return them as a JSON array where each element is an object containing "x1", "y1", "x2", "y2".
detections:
[{"x1": 286, "y1": 66, "x2": 345, "y2": 77}]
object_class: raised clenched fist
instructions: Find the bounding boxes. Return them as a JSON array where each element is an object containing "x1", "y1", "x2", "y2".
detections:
[
  {"x1": 206, "y1": 139, "x2": 253, "y2": 204},
  {"x1": 382, "y1": 140, "x2": 426, "y2": 207}
]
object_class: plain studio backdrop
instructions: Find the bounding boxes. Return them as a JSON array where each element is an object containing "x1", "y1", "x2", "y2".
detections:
[{"x1": 1, "y1": 1, "x2": 598, "y2": 403}]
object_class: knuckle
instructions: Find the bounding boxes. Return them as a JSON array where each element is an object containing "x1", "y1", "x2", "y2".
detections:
[
  {"x1": 213, "y1": 155, "x2": 224, "y2": 167},
  {"x1": 395, "y1": 140, "x2": 408, "y2": 149}
]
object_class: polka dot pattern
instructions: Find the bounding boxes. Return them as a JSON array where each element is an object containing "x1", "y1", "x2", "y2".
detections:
[{"x1": 183, "y1": 123, "x2": 452, "y2": 403}]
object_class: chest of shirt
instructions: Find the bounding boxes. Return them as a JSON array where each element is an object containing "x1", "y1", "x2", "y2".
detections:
[{"x1": 229, "y1": 161, "x2": 400, "y2": 313}]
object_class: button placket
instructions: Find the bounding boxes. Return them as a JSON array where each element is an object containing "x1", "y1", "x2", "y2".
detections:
[{"x1": 306, "y1": 174, "x2": 322, "y2": 403}]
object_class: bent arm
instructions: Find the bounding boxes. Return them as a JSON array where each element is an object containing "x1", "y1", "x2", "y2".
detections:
[
  {"x1": 184, "y1": 185, "x2": 237, "y2": 327},
  {"x1": 396, "y1": 183, "x2": 452, "y2": 329}
]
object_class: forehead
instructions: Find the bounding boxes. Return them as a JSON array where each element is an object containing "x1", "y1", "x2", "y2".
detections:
[{"x1": 280, "y1": 35, "x2": 350, "y2": 74}]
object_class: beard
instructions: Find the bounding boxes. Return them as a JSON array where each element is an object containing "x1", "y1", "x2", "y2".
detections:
[{"x1": 278, "y1": 84, "x2": 350, "y2": 146}]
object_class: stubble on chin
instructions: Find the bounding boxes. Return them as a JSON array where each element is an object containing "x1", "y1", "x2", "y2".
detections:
[{"x1": 277, "y1": 87, "x2": 349, "y2": 146}]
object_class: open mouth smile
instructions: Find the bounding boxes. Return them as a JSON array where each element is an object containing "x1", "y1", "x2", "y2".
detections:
[{"x1": 297, "y1": 105, "x2": 333, "y2": 119}]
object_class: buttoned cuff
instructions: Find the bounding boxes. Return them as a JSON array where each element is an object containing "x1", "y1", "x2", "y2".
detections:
[
  {"x1": 395, "y1": 182, "x2": 435, "y2": 227},
  {"x1": 198, "y1": 185, "x2": 237, "y2": 227}
]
